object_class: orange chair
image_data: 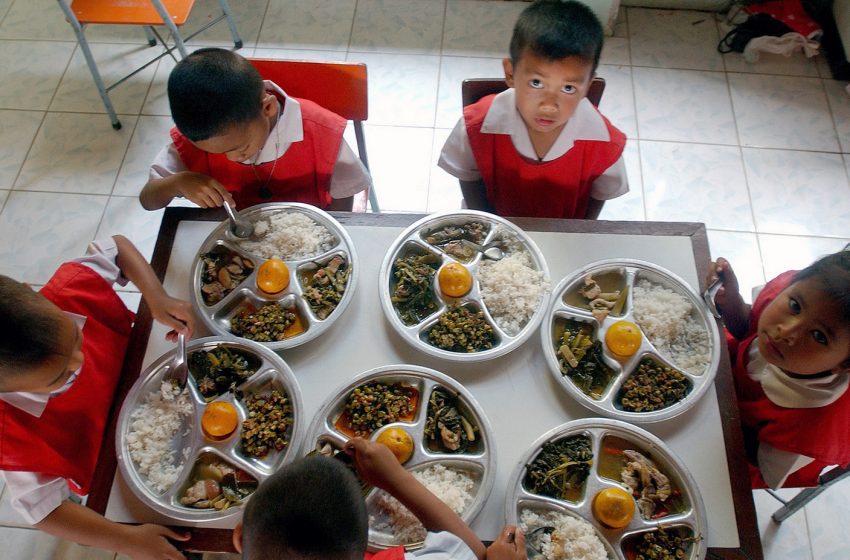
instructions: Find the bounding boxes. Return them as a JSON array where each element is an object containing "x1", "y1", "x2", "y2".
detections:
[
  {"x1": 461, "y1": 76, "x2": 606, "y2": 108},
  {"x1": 248, "y1": 58, "x2": 379, "y2": 213},
  {"x1": 57, "y1": 0, "x2": 242, "y2": 130}
]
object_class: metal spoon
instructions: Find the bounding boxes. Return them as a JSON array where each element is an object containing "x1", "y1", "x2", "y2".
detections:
[
  {"x1": 703, "y1": 278, "x2": 723, "y2": 319},
  {"x1": 525, "y1": 526, "x2": 555, "y2": 559},
  {"x1": 223, "y1": 201, "x2": 253, "y2": 238},
  {"x1": 460, "y1": 239, "x2": 505, "y2": 261},
  {"x1": 164, "y1": 332, "x2": 189, "y2": 392}
]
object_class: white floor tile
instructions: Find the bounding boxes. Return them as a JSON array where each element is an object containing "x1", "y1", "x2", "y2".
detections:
[
  {"x1": 705, "y1": 230, "x2": 764, "y2": 304},
  {"x1": 15, "y1": 112, "x2": 136, "y2": 195},
  {"x1": 427, "y1": 127, "x2": 463, "y2": 213},
  {"x1": 96, "y1": 196, "x2": 164, "y2": 263},
  {"x1": 0, "y1": 40, "x2": 75, "y2": 111},
  {"x1": 805, "y1": 475, "x2": 850, "y2": 559},
  {"x1": 365, "y1": 125, "x2": 433, "y2": 211},
  {"x1": 633, "y1": 67, "x2": 737, "y2": 144},
  {"x1": 758, "y1": 234, "x2": 850, "y2": 282},
  {"x1": 824, "y1": 79, "x2": 850, "y2": 153},
  {"x1": 140, "y1": 55, "x2": 177, "y2": 117},
  {"x1": 596, "y1": 64, "x2": 637, "y2": 140},
  {"x1": 345, "y1": 52, "x2": 440, "y2": 127},
  {"x1": 252, "y1": 48, "x2": 350, "y2": 62},
  {"x1": 744, "y1": 148, "x2": 850, "y2": 238},
  {"x1": 753, "y1": 489, "x2": 814, "y2": 559},
  {"x1": 434, "y1": 56, "x2": 505, "y2": 129},
  {"x1": 177, "y1": 0, "x2": 267, "y2": 49},
  {"x1": 627, "y1": 8, "x2": 723, "y2": 71},
  {"x1": 349, "y1": 0, "x2": 445, "y2": 55},
  {"x1": 0, "y1": 0, "x2": 75, "y2": 41},
  {"x1": 600, "y1": 36, "x2": 629, "y2": 66},
  {"x1": 599, "y1": 140, "x2": 644, "y2": 221},
  {"x1": 0, "y1": 109, "x2": 42, "y2": 189},
  {"x1": 114, "y1": 115, "x2": 174, "y2": 197},
  {"x1": 0, "y1": 191, "x2": 108, "y2": 284},
  {"x1": 641, "y1": 141, "x2": 753, "y2": 230},
  {"x1": 0, "y1": 0, "x2": 12, "y2": 21},
  {"x1": 117, "y1": 290, "x2": 142, "y2": 314},
  {"x1": 257, "y1": 0, "x2": 355, "y2": 51},
  {"x1": 729, "y1": 73, "x2": 839, "y2": 151},
  {"x1": 442, "y1": 0, "x2": 524, "y2": 58},
  {"x1": 0, "y1": 189, "x2": 7, "y2": 213}
]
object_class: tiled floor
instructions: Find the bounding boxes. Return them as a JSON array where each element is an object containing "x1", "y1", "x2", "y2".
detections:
[{"x1": 0, "y1": 0, "x2": 848, "y2": 558}]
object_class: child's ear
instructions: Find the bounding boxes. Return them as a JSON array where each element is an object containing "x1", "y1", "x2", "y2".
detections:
[
  {"x1": 502, "y1": 58, "x2": 514, "y2": 87},
  {"x1": 232, "y1": 521, "x2": 243, "y2": 553},
  {"x1": 260, "y1": 93, "x2": 277, "y2": 117}
]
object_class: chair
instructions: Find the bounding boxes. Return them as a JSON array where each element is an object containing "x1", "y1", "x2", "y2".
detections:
[
  {"x1": 768, "y1": 464, "x2": 850, "y2": 522},
  {"x1": 57, "y1": 0, "x2": 242, "y2": 130},
  {"x1": 248, "y1": 58, "x2": 379, "y2": 213},
  {"x1": 461, "y1": 76, "x2": 606, "y2": 108}
]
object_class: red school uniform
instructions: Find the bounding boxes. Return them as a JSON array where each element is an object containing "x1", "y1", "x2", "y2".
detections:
[
  {"x1": 463, "y1": 94, "x2": 626, "y2": 219},
  {"x1": 729, "y1": 271, "x2": 850, "y2": 488},
  {"x1": 171, "y1": 91, "x2": 346, "y2": 210},
  {"x1": 0, "y1": 263, "x2": 134, "y2": 495}
]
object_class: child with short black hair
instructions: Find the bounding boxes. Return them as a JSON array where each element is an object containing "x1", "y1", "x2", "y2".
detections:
[
  {"x1": 0, "y1": 235, "x2": 195, "y2": 560},
  {"x1": 709, "y1": 248, "x2": 850, "y2": 488},
  {"x1": 439, "y1": 0, "x2": 627, "y2": 219},
  {"x1": 141, "y1": 48, "x2": 371, "y2": 212},
  {"x1": 234, "y1": 438, "x2": 487, "y2": 560}
]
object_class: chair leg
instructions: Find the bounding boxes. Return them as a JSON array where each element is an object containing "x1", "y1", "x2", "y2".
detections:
[
  {"x1": 143, "y1": 26, "x2": 157, "y2": 47},
  {"x1": 217, "y1": 0, "x2": 244, "y2": 49},
  {"x1": 55, "y1": 0, "x2": 121, "y2": 129},
  {"x1": 353, "y1": 121, "x2": 379, "y2": 213},
  {"x1": 150, "y1": 0, "x2": 188, "y2": 57},
  {"x1": 772, "y1": 467, "x2": 850, "y2": 523}
]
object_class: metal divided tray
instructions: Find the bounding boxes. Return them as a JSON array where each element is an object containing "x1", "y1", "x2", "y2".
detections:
[
  {"x1": 379, "y1": 210, "x2": 551, "y2": 362},
  {"x1": 303, "y1": 365, "x2": 496, "y2": 551},
  {"x1": 506, "y1": 419, "x2": 707, "y2": 560},
  {"x1": 192, "y1": 202, "x2": 358, "y2": 351},
  {"x1": 542, "y1": 259, "x2": 721, "y2": 423},
  {"x1": 116, "y1": 337, "x2": 304, "y2": 523}
]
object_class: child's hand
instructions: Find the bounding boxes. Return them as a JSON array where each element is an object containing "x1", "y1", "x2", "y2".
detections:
[
  {"x1": 148, "y1": 294, "x2": 195, "y2": 342},
  {"x1": 707, "y1": 257, "x2": 741, "y2": 311},
  {"x1": 121, "y1": 523, "x2": 189, "y2": 560},
  {"x1": 487, "y1": 525, "x2": 527, "y2": 560},
  {"x1": 175, "y1": 172, "x2": 236, "y2": 208},
  {"x1": 344, "y1": 437, "x2": 408, "y2": 491}
]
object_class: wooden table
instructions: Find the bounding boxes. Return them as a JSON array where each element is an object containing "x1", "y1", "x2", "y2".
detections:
[{"x1": 88, "y1": 208, "x2": 763, "y2": 560}]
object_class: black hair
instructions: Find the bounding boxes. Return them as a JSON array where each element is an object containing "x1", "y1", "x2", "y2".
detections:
[
  {"x1": 509, "y1": 0, "x2": 604, "y2": 74},
  {"x1": 241, "y1": 456, "x2": 368, "y2": 560},
  {"x1": 167, "y1": 47, "x2": 266, "y2": 142},
  {"x1": 0, "y1": 275, "x2": 64, "y2": 385}
]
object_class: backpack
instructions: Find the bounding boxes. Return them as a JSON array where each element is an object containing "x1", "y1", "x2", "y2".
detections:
[{"x1": 717, "y1": 13, "x2": 795, "y2": 53}]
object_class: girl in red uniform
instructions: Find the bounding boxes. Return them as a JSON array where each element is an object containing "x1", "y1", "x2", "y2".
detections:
[{"x1": 708, "y1": 248, "x2": 850, "y2": 488}]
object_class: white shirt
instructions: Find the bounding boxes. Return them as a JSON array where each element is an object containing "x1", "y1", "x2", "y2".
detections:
[
  {"x1": 438, "y1": 88, "x2": 628, "y2": 201},
  {"x1": 406, "y1": 531, "x2": 478, "y2": 560},
  {"x1": 0, "y1": 238, "x2": 127, "y2": 524},
  {"x1": 150, "y1": 81, "x2": 371, "y2": 200}
]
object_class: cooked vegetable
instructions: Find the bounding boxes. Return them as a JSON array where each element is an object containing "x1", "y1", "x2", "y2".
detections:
[
  {"x1": 556, "y1": 321, "x2": 615, "y2": 400},
  {"x1": 424, "y1": 221, "x2": 488, "y2": 246},
  {"x1": 424, "y1": 388, "x2": 478, "y2": 453},
  {"x1": 391, "y1": 253, "x2": 441, "y2": 325},
  {"x1": 630, "y1": 527, "x2": 698, "y2": 560},
  {"x1": 302, "y1": 255, "x2": 349, "y2": 319},
  {"x1": 230, "y1": 304, "x2": 297, "y2": 342},
  {"x1": 189, "y1": 346, "x2": 257, "y2": 400},
  {"x1": 180, "y1": 458, "x2": 257, "y2": 510},
  {"x1": 524, "y1": 435, "x2": 593, "y2": 501},
  {"x1": 618, "y1": 358, "x2": 692, "y2": 412},
  {"x1": 342, "y1": 382, "x2": 417, "y2": 438},
  {"x1": 427, "y1": 306, "x2": 496, "y2": 353},
  {"x1": 200, "y1": 248, "x2": 254, "y2": 306},
  {"x1": 241, "y1": 390, "x2": 293, "y2": 458}
]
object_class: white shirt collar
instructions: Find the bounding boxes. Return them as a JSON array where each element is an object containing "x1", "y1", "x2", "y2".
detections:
[
  {"x1": 747, "y1": 342, "x2": 850, "y2": 408},
  {"x1": 0, "y1": 312, "x2": 86, "y2": 418},
  {"x1": 480, "y1": 88, "x2": 610, "y2": 162},
  {"x1": 242, "y1": 80, "x2": 304, "y2": 165}
]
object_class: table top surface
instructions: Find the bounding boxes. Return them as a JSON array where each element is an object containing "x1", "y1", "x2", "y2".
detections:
[{"x1": 90, "y1": 209, "x2": 762, "y2": 559}]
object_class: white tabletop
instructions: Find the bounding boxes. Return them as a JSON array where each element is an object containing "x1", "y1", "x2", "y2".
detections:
[{"x1": 106, "y1": 219, "x2": 738, "y2": 547}]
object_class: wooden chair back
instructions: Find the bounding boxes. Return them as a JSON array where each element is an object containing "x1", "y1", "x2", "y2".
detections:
[{"x1": 461, "y1": 76, "x2": 606, "y2": 108}]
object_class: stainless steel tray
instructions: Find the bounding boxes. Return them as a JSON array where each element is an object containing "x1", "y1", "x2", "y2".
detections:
[
  {"x1": 505, "y1": 419, "x2": 707, "y2": 560},
  {"x1": 378, "y1": 210, "x2": 551, "y2": 362},
  {"x1": 302, "y1": 364, "x2": 496, "y2": 551},
  {"x1": 541, "y1": 259, "x2": 721, "y2": 423},
  {"x1": 191, "y1": 202, "x2": 358, "y2": 351},
  {"x1": 116, "y1": 337, "x2": 304, "y2": 523}
]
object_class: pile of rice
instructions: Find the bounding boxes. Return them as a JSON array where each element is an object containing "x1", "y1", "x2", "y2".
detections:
[
  {"x1": 370, "y1": 464, "x2": 475, "y2": 544},
  {"x1": 478, "y1": 250, "x2": 548, "y2": 336},
  {"x1": 519, "y1": 509, "x2": 609, "y2": 560},
  {"x1": 632, "y1": 278, "x2": 710, "y2": 374},
  {"x1": 126, "y1": 381, "x2": 193, "y2": 494},
  {"x1": 237, "y1": 212, "x2": 335, "y2": 260}
]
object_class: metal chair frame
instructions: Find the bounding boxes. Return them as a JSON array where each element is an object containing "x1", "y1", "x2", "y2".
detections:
[
  {"x1": 768, "y1": 464, "x2": 850, "y2": 522},
  {"x1": 57, "y1": 0, "x2": 242, "y2": 130}
]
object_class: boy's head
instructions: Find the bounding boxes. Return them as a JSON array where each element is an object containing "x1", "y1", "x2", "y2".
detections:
[
  {"x1": 235, "y1": 455, "x2": 368, "y2": 560},
  {"x1": 168, "y1": 48, "x2": 278, "y2": 162},
  {"x1": 0, "y1": 276, "x2": 84, "y2": 393},
  {"x1": 503, "y1": 1, "x2": 604, "y2": 143}
]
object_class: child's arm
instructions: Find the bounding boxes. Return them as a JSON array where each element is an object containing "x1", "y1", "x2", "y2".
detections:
[
  {"x1": 346, "y1": 438, "x2": 486, "y2": 560},
  {"x1": 584, "y1": 198, "x2": 605, "y2": 219},
  {"x1": 113, "y1": 235, "x2": 195, "y2": 341},
  {"x1": 487, "y1": 525, "x2": 527, "y2": 560},
  {"x1": 460, "y1": 180, "x2": 494, "y2": 213},
  {"x1": 140, "y1": 172, "x2": 235, "y2": 211},
  {"x1": 707, "y1": 257, "x2": 751, "y2": 339},
  {"x1": 36, "y1": 500, "x2": 188, "y2": 560}
]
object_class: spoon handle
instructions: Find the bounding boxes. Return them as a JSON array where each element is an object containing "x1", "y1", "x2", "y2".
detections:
[{"x1": 223, "y1": 201, "x2": 238, "y2": 223}]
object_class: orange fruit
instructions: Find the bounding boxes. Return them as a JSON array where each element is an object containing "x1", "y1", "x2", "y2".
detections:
[
  {"x1": 438, "y1": 262, "x2": 473, "y2": 298},
  {"x1": 375, "y1": 427, "x2": 415, "y2": 464},
  {"x1": 201, "y1": 401, "x2": 239, "y2": 441},
  {"x1": 256, "y1": 259, "x2": 290, "y2": 294},
  {"x1": 592, "y1": 487, "x2": 635, "y2": 529},
  {"x1": 605, "y1": 320, "x2": 642, "y2": 358}
]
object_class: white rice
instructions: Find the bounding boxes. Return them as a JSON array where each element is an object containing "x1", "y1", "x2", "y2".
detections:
[
  {"x1": 126, "y1": 381, "x2": 193, "y2": 494},
  {"x1": 370, "y1": 464, "x2": 476, "y2": 544},
  {"x1": 519, "y1": 509, "x2": 609, "y2": 560},
  {"x1": 478, "y1": 249, "x2": 548, "y2": 336},
  {"x1": 237, "y1": 211, "x2": 335, "y2": 260},
  {"x1": 632, "y1": 278, "x2": 710, "y2": 375}
]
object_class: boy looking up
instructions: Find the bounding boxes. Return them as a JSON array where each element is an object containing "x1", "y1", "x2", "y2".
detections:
[
  {"x1": 438, "y1": 0, "x2": 628, "y2": 219},
  {"x1": 141, "y1": 48, "x2": 371, "y2": 212}
]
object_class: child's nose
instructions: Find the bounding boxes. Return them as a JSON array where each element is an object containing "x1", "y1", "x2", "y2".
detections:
[{"x1": 777, "y1": 318, "x2": 802, "y2": 344}]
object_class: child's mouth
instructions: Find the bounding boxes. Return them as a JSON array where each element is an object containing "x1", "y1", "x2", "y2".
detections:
[
  {"x1": 535, "y1": 117, "x2": 555, "y2": 127},
  {"x1": 761, "y1": 332, "x2": 784, "y2": 360}
]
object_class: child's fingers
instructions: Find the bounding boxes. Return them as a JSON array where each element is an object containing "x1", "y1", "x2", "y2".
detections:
[
  {"x1": 514, "y1": 528, "x2": 525, "y2": 549},
  {"x1": 160, "y1": 526, "x2": 191, "y2": 541},
  {"x1": 500, "y1": 525, "x2": 517, "y2": 544}
]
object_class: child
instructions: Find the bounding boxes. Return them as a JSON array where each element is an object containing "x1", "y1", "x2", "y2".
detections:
[
  {"x1": 0, "y1": 235, "x2": 196, "y2": 559},
  {"x1": 438, "y1": 0, "x2": 627, "y2": 219},
  {"x1": 233, "y1": 438, "x2": 487, "y2": 560},
  {"x1": 140, "y1": 48, "x2": 371, "y2": 212},
  {"x1": 708, "y1": 249, "x2": 850, "y2": 489}
]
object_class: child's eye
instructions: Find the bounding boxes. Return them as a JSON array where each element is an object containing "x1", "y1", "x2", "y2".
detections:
[
  {"x1": 812, "y1": 330, "x2": 828, "y2": 345},
  {"x1": 529, "y1": 79, "x2": 543, "y2": 89},
  {"x1": 788, "y1": 297, "x2": 801, "y2": 313},
  {"x1": 562, "y1": 85, "x2": 577, "y2": 94}
]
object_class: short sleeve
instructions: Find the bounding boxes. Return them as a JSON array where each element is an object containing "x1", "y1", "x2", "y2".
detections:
[
  {"x1": 72, "y1": 237, "x2": 128, "y2": 287},
  {"x1": 0, "y1": 470, "x2": 70, "y2": 525},
  {"x1": 149, "y1": 143, "x2": 187, "y2": 181},
  {"x1": 329, "y1": 139, "x2": 371, "y2": 199},
  {"x1": 589, "y1": 156, "x2": 628, "y2": 200},
  {"x1": 404, "y1": 531, "x2": 478, "y2": 560},
  {"x1": 437, "y1": 118, "x2": 482, "y2": 182}
]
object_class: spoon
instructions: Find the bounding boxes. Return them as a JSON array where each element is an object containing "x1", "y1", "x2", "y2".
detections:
[
  {"x1": 703, "y1": 278, "x2": 723, "y2": 319},
  {"x1": 164, "y1": 332, "x2": 189, "y2": 392},
  {"x1": 223, "y1": 201, "x2": 253, "y2": 238},
  {"x1": 525, "y1": 526, "x2": 555, "y2": 559},
  {"x1": 461, "y1": 239, "x2": 505, "y2": 261}
]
